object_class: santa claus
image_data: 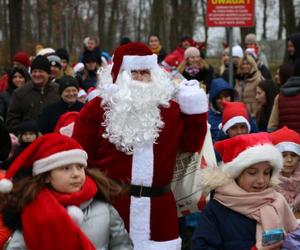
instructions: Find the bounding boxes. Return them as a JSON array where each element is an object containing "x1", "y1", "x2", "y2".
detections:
[{"x1": 72, "y1": 42, "x2": 208, "y2": 250}]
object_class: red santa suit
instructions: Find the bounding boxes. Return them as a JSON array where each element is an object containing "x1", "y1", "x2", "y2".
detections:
[{"x1": 72, "y1": 42, "x2": 208, "y2": 250}]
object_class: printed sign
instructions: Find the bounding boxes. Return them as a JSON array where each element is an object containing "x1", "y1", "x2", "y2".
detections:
[{"x1": 206, "y1": 0, "x2": 255, "y2": 27}]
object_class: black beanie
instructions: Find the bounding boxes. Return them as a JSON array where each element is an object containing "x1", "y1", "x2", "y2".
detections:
[
  {"x1": 18, "y1": 120, "x2": 40, "y2": 136},
  {"x1": 56, "y1": 48, "x2": 70, "y2": 63},
  {"x1": 31, "y1": 55, "x2": 51, "y2": 74},
  {"x1": 58, "y1": 75, "x2": 79, "y2": 95},
  {"x1": 82, "y1": 51, "x2": 99, "y2": 64}
]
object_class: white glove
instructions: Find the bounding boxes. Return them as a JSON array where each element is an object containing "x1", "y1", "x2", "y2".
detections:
[{"x1": 177, "y1": 79, "x2": 208, "y2": 114}]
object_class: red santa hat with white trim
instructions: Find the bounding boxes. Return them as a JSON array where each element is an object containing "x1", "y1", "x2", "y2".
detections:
[
  {"x1": 219, "y1": 101, "x2": 251, "y2": 134},
  {"x1": 270, "y1": 126, "x2": 300, "y2": 156},
  {"x1": 214, "y1": 132, "x2": 283, "y2": 182},
  {"x1": 0, "y1": 133, "x2": 87, "y2": 193},
  {"x1": 111, "y1": 42, "x2": 158, "y2": 83}
]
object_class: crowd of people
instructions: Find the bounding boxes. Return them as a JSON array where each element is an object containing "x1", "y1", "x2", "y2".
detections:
[{"x1": 0, "y1": 31, "x2": 299, "y2": 250}]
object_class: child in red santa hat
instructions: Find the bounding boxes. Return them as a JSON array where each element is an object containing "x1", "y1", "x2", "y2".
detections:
[
  {"x1": 0, "y1": 133, "x2": 133, "y2": 250},
  {"x1": 217, "y1": 101, "x2": 257, "y2": 140},
  {"x1": 270, "y1": 126, "x2": 300, "y2": 215},
  {"x1": 191, "y1": 132, "x2": 298, "y2": 250}
]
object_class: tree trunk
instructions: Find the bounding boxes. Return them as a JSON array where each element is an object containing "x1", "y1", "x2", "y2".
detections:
[
  {"x1": 170, "y1": 0, "x2": 179, "y2": 51},
  {"x1": 136, "y1": 0, "x2": 143, "y2": 41},
  {"x1": 180, "y1": 0, "x2": 194, "y2": 37},
  {"x1": 118, "y1": 1, "x2": 130, "y2": 47},
  {"x1": 201, "y1": 0, "x2": 208, "y2": 48},
  {"x1": 23, "y1": 0, "x2": 33, "y2": 49},
  {"x1": 106, "y1": 0, "x2": 118, "y2": 52},
  {"x1": 37, "y1": 0, "x2": 44, "y2": 44},
  {"x1": 160, "y1": 1, "x2": 167, "y2": 52},
  {"x1": 283, "y1": 0, "x2": 296, "y2": 39},
  {"x1": 73, "y1": 5, "x2": 82, "y2": 57},
  {"x1": 262, "y1": 0, "x2": 267, "y2": 39},
  {"x1": 9, "y1": 0, "x2": 23, "y2": 60},
  {"x1": 97, "y1": 0, "x2": 106, "y2": 49},
  {"x1": 46, "y1": 0, "x2": 53, "y2": 46},
  {"x1": 150, "y1": 0, "x2": 164, "y2": 37},
  {"x1": 277, "y1": 0, "x2": 283, "y2": 39}
]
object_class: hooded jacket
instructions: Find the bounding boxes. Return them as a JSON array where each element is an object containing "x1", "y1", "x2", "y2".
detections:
[
  {"x1": 208, "y1": 78, "x2": 235, "y2": 142},
  {"x1": 287, "y1": 33, "x2": 300, "y2": 64}
]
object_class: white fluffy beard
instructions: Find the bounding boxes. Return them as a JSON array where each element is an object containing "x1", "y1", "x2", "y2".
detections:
[{"x1": 99, "y1": 67, "x2": 175, "y2": 154}]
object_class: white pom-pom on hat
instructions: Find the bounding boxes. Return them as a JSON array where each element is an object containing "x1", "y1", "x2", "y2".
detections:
[
  {"x1": 67, "y1": 205, "x2": 84, "y2": 225},
  {"x1": 0, "y1": 179, "x2": 13, "y2": 193}
]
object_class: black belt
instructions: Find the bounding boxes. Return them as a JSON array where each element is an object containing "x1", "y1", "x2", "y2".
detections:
[{"x1": 130, "y1": 184, "x2": 171, "y2": 197}]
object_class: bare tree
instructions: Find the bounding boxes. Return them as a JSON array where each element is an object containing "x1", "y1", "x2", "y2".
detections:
[
  {"x1": 106, "y1": 0, "x2": 118, "y2": 52},
  {"x1": 97, "y1": 0, "x2": 106, "y2": 48},
  {"x1": 150, "y1": 0, "x2": 160, "y2": 36},
  {"x1": 37, "y1": 0, "x2": 45, "y2": 44},
  {"x1": 262, "y1": 0, "x2": 267, "y2": 39},
  {"x1": 170, "y1": 0, "x2": 179, "y2": 51},
  {"x1": 46, "y1": 0, "x2": 53, "y2": 46},
  {"x1": 180, "y1": 0, "x2": 194, "y2": 37},
  {"x1": 118, "y1": 1, "x2": 130, "y2": 45},
  {"x1": 283, "y1": 0, "x2": 296, "y2": 38},
  {"x1": 23, "y1": 0, "x2": 33, "y2": 49},
  {"x1": 278, "y1": 0, "x2": 284, "y2": 39},
  {"x1": 200, "y1": 0, "x2": 208, "y2": 47},
  {"x1": 9, "y1": 0, "x2": 23, "y2": 58}
]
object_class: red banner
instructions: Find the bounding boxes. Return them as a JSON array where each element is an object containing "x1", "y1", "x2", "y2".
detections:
[{"x1": 206, "y1": 0, "x2": 255, "y2": 27}]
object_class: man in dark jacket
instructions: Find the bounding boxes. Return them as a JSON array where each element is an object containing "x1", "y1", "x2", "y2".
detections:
[
  {"x1": 38, "y1": 75, "x2": 84, "y2": 134},
  {"x1": 6, "y1": 56, "x2": 60, "y2": 134}
]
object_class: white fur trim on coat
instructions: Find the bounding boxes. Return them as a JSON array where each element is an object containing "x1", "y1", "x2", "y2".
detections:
[
  {"x1": 276, "y1": 142, "x2": 300, "y2": 156},
  {"x1": 199, "y1": 167, "x2": 233, "y2": 194},
  {"x1": 177, "y1": 82, "x2": 208, "y2": 115},
  {"x1": 137, "y1": 237, "x2": 182, "y2": 250},
  {"x1": 130, "y1": 143, "x2": 154, "y2": 247},
  {"x1": 222, "y1": 116, "x2": 250, "y2": 134},
  {"x1": 121, "y1": 55, "x2": 158, "y2": 71},
  {"x1": 222, "y1": 144, "x2": 283, "y2": 182},
  {"x1": 129, "y1": 143, "x2": 181, "y2": 249},
  {"x1": 33, "y1": 149, "x2": 88, "y2": 175}
]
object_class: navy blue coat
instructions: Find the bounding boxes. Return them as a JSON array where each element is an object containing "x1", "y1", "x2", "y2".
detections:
[
  {"x1": 38, "y1": 99, "x2": 84, "y2": 134},
  {"x1": 191, "y1": 199, "x2": 256, "y2": 250}
]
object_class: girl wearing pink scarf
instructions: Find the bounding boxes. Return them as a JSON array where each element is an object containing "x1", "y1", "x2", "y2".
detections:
[
  {"x1": 191, "y1": 133, "x2": 298, "y2": 250},
  {"x1": 270, "y1": 126, "x2": 300, "y2": 214}
]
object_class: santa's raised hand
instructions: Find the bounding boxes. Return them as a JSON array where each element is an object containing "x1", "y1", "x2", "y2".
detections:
[{"x1": 177, "y1": 79, "x2": 208, "y2": 115}]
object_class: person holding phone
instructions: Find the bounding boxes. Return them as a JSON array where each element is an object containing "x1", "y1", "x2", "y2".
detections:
[{"x1": 191, "y1": 133, "x2": 298, "y2": 250}]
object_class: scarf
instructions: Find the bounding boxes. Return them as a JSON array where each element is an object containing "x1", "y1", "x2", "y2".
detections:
[
  {"x1": 21, "y1": 176, "x2": 98, "y2": 250},
  {"x1": 275, "y1": 165, "x2": 300, "y2": 212},
  {"x1": 184, "y1": 66, "x2": 201, "y2": 77},
  {"x1": 151, "y1": 45, "x2": 162, "y2": 55},
  {"x1": 214, "y1": 181, "x2": 298, "y2": 248}
]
